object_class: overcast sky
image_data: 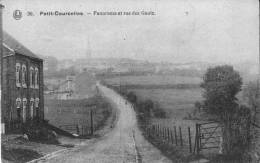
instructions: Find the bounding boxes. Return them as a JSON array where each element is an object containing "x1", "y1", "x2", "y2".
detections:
[{"x1": 1, "y1": 0, "x2": 259, "y2": 63}]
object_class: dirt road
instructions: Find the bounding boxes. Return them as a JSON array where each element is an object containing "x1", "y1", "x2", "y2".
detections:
[{"x1": 42, "y1": 84, "x2": 171, "y2": 163}]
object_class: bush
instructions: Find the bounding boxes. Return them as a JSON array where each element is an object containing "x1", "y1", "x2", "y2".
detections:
[
  {"x1": 23, "y1": 122, "x2": 59, "y2": 144},
  {"x1": 152, "y1": 107, "x2": 166, "y2": 118},
  {"x1": 127, "y1": 92, "x2": 137, "y2": 104},
  {"x1": 111, "y1": 86, "x2": 166, "y2": 120}
]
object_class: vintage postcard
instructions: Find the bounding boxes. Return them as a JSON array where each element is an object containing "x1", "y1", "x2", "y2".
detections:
[{"x1": 0, "y1": 0, "x2": 259, "y2": 162}]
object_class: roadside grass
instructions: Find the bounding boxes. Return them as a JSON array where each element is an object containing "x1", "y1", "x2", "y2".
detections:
[
  {"x1": 2, "y1": 146, "x2": 43, "y2": 163},
  {"x1": 1, "y1": 136, "x2": 65, "y2": 163},
  {"x1": 207, "y1": 153, "x2": 250, "y2": 163}
]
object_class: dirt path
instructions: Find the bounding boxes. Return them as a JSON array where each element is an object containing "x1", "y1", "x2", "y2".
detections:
[{"x1": 41, "y1": 84, "x2": 171, "y2": 163}]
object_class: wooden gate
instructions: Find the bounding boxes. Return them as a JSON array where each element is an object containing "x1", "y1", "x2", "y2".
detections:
[{"x1": 194, "y1": 121, "x2": 222, "y2": 154}]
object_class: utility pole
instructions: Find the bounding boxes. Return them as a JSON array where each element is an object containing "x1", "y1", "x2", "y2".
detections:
[
  {"x1": 0, "y1": 3, "x2": 4, "y2": 126},
  {"x1": 258, "y1": 0, "x2": 260, "y2": 87},
  {"x1": 258, "y1": 35, "x2": 260, "y2": 89}
]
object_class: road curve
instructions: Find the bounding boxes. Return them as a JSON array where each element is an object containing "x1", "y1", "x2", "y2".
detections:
[{"x1": 42, "y1": 84, "x2": 171, "y2": 163}]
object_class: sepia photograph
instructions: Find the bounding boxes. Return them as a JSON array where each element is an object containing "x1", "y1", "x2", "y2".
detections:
[{"x1": 0, "y1": 0, "x2": 259, "y2": 162}]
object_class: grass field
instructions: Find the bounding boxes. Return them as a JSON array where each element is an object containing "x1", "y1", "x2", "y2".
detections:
[
  {"x1": 129, "y1": 88, "x2": 203, "y2": 119},
  {"x1": 44, "y1": 96, "x2": 113, "y2": 134},
  {"x1": 104, "y1": 74, "x2": 201, "y2": 86}
]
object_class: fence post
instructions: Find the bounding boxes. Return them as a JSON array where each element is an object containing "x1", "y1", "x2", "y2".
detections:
[
  {"x1": 152, "y1": 125, "x2": 154, "y2": 136},
  {"x1": 165, "y1": 128, "x2": 167, "y2": 140},
  {"x1": 162, "y1": 126, "x2": 165, "y2": 139},
  {"x1": 188, "y1": 127, "x2": 192, "y2": 153},
  {"x1": 90, "y1": 109, "x2": 94, "y2": 135},
  {"x1": 152, "y1": 125, "x2": 155, "y2": 136},
  {"x1": 194, "y1": 126, "x2": 197, "y2": 153},
  {"x1": 163, "y1": 127, "x2": 166, "y2": 139},
  {"x1": 170, "y1": 129, "x2": 174, "y2": 144},
  {"x1": 157, "y1": 125, "x2": 159, "y2": 137},
  {"x1": 160, "y1": 125, "x2": 161, "y2": 136},
  {"x1": 156, "y1": 124, "x2": 158, "y2": 136},
  {"x1": 152, "y1": 125, "x2": 156, "y2": 136},
  {"x1": 158, "y1": 124, "x2": 160, "y2": 137},
  {"x1": 162, "y1": 127, "x2": 164, "y2": 138},
  {"x1": 167, "y1": 128, "x2": 170, "y2": 143},
  {"x1": 161, "y1": 127, "x2": 163, "y2": 138},
  {"x1": 174, "y1": 126, "x2": 178, "y2": 146},
  {"x1": 195, "y1": 123, "x2": 200, "y2": 154},
  {"x1": 179, "y1": 126, "x2": 183, "y2": 146},
  {"x1": 149, "y1": 125, "x2": 151, "y2": 136},
  {"x1": 157, "y1": 124, "x2": 159, "y2": 137}
]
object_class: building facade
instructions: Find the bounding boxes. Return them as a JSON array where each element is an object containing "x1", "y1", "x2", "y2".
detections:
[
  {"x1": 1, "y1": 32, "x2": 44, "y2": 127},
  {"x1": 56, "y1": 75, "x2": 76, "y2": 100}
]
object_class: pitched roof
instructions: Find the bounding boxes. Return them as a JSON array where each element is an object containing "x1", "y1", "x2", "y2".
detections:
[{"x1": 3, "y1": 31, "x2": 42, "y2": 60}]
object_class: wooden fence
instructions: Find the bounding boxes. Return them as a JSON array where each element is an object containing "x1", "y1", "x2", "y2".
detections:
[
  {"x1": 145, "y1": 123, "x2": 194, "y2": 154},
  {"x1": 59, "y1": 109, "x2": 96, "y2": 136},
  {"x1": 252, "y1": 122, "x2": 260, "y2": 161},
  {"x1": 144, "y1": 121, "x2": 223, "y2": 156}
]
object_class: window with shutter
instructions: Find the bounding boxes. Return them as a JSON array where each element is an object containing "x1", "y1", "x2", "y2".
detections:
[
  {"x1": 16, "y1": 63, "x2": 21, "y2": 87},
  {"x1": 22, "y1": 98, "x2": 27, "y2": 122},
  {"x1": 22, "y1": 65, "x2": 27, "y2": 88},
  {"x1": 30, "y1": 67, "x2": 34, "y2": 88},
  {"x1": 16, "y1": 98, "x2": 22, "y2": 121},
  {"x1": 30, "y1": 98, "x2": 34, "y2": 118},
  {"x1": 35, "y1": 68, "x2": 39, "y2": 89},
  {"x1": 35, "y1": 98, "x2": 40, "y2": 119},
  {"x1": 35, "y1": 98, "x2": 39, "y2": 108}
]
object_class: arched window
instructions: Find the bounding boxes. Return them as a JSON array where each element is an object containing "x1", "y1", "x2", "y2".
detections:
[
  {"x1": 22, "y1": 64, "x2": 27, "y2": 88},
  {"x1": 35, "y1": 98, "x2": 39, "y2": 108},
  {"x1": 16, "y1": 63, "x2": 21, "y2": 87},
  {"x1": 16, "y1": 98, "x2": 21, "y2": 108},
  {"x1": 30, "y1": 98, "x2": 34, "y2": 118},
  {"x1": 22, "y1": 98, "x2": 27, "y2": 122},
  {"x1": 35, "y1": 67, "x2": 39, "y2": 89},
  {"x1": 30, "y1": 67, "x2": 34, "y2": 88},
  {"x1": 16, "y1": 98, "x2": 22, "y2": 120},
  {"x1": 35, "y1": 98, "x2": 40, "y2": 118}
]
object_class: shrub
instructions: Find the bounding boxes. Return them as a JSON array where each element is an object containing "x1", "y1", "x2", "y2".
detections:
[
  {"x1": 200, "y1": 65, "x2": 251, "y2": 157},
  {"x1": 23, "y1": 122, "x2": 59, "y2": 144}
]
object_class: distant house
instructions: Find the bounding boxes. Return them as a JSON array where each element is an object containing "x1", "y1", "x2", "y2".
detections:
[
  {"x1": 1, "y1": 32, "x2": 44, "y2": 132},
  {"x1": 55, "y1": 75, "x2": 76, "y2": 100},
  {"x1": 50, "y1": 72, "x2": 97, "y2": 100}
]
